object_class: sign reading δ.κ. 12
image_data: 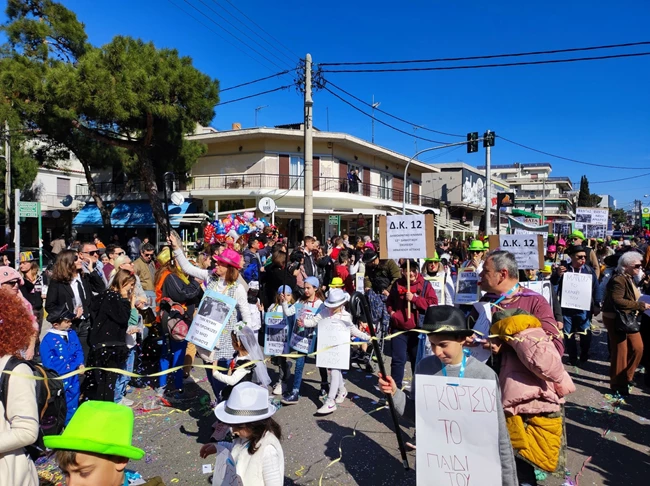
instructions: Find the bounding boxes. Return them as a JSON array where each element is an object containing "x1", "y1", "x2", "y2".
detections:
[{"x1": 381, "y1": 214, "x2": 435, "y2": 260}]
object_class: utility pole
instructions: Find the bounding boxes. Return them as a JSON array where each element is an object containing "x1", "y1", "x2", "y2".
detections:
[
  {"x1": 371, "y1": 95, "x2": 380, "y2": 144},
  {"x1": 484, "y1": 129, "x2": 492, "y2": 236},
  {"x1": 3, "y1": 121, "x2": 10, "y2": 242},
  {"x1": 303, "y1": 54, "x2": 314, "y2": 238},
  {"x1": 542, "y1": 177, "x2": 546, "y2": 222}
]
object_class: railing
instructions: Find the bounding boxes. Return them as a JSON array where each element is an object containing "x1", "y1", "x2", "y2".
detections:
[
  {"x1": 39, "y1": 193, "x2": 82, "y2": 209},
  {"x1": 75, "y1": 179, "x2": 187, "y2": 197}
]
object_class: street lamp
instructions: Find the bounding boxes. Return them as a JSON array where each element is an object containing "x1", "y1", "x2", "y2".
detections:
[{"x1": 255, "y1": 105, "x2": 269, "y2": 127}]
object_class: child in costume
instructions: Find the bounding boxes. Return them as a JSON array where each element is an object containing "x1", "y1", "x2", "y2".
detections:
[
  {"x1": 267, "y1": 285, "x2": 295, "y2": 397},
  {"x1": 379, "y1": 305, "x2": 519, "y2": 486},
  {"x1": 39, "y1": 307, "x2": 85, "y2": 425},
  {"x1": 43, "y1": 400, "x2": 165, "y2": 486},
  {"x1": 314, "y1": 289, "x2": 369, "y2": 415}
]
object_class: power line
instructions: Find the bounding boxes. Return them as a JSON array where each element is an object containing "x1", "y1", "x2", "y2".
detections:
[
  {"x1": 326, "y1": 80, "x2": 464, "y2": 138},
  {"x1": 321, "y1": 51, "x2": 650, "y2": 73},
  {"x1": 320, "y1": 40, "x2": 650, "y2": 66},
  {"x1": 166, "y1": 0, "x2": 277, "y2": 72},
  {"x1": 220, "y1": 0, "x2": 302, "y2": 62},
  {"x1": 573, "y1": 172, "x2": 650, "y2": 184},
  {"x1": 221, "y1": 70, "x2": 292, "y2": 92},
  {"x1": 216, "y1": 85, "x2": 293, "y2": 106},
  {"x1": 499, "y1": 136, "x2": 650, "y2": 170},
  {"x1": 323, "y1": 86, "x2": 451, "y2": 145}
]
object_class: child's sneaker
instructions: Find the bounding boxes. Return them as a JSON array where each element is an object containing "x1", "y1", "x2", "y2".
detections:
[
  {"x1": 317, "y1": 399, "x2": 337, "y2": 415},
  {"x1": 281, "y1": 391, "x2": 300, "y2": 405},
  {"x1": 319, "y1": 382, "x2": 329, "y2": 397},
  {"x1": 334, "y1": 387, "x2": 348, "y2": 404},
  {"x1": 272, "y1": 382, "x2": 284, "y2": 396}
]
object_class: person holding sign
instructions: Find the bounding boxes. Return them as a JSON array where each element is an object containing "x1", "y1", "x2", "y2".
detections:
[
  {"x1": 266, "y1": 286, "x2": 296, "y2": 396},
  {"x1": 378, "y1": 306, "x2": 518, "y2": 486},
  {"x1": 567, "y1": 231, "x2": 600, "y2": 278},
  {"x1": 386, "y1": 260, "x2": 438, "y2": 389},
  {"x1": 552, "y1": 245, "x2": 602, "y2": 366}
]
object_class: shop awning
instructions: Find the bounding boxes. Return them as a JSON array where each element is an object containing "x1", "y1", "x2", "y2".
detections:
[
  {"x1": 511, "y1": 208, "x2": 542, "y2": 219},
  {"x1": 71, "y1": 204, "x2": 103, "y2": 227},
  {"x1": 73, "y1": 201, "x2": 197, "y2": 228}
]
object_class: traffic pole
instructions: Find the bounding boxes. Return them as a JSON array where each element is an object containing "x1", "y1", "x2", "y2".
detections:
[
  {"x1": 4, "y1": 121, "x2": 11, "y2": 243},
  {"x1": 484, "y1": 129, "x2": 491, "y2": 237},
  {"x1": 14, "y1": 189, "x2": 20, "y2": 268},
  {"x1": 303, "y1": 54, "x2": 314, "y2": 238},
  {"x1": 38, "y1": 202, "x2": 43, "y2": 269}
]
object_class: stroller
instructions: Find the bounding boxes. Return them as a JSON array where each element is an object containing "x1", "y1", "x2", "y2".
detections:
[{"x1": 349, "y1": 289, "x2": 390, "y2": 373}]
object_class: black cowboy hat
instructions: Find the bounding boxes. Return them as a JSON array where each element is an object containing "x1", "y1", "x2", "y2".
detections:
[{"x1": 422, "y1": 305, "x2": 473, "y2": 337}]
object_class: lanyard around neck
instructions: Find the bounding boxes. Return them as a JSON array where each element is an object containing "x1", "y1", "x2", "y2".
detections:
[
  {"x1": 442, "y1": 349, "x2": 469, "y2": 378},
  {"x1": 493, "y1": 283, "x2": 519, "y2": 306}
]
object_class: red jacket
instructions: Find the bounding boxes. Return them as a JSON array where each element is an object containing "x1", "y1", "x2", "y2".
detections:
[
  {"x1": 387, "y1": 274, "x2": 438, "y2": 330},
  {"x1": 334, "y1": 264, "x2": 355, "y2": 294}
]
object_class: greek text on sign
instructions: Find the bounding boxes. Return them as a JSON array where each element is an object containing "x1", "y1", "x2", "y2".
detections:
[
  {"x1": 386, "y1": 215, "x2": 427, "y2": 259},
  {"x1": 560, "y1": 272, "x2": 593, "y2": 311},
  {"x1": 316, "y1": 318, "x2": 351, "y2": 370},
  {"x1": 499, "y1": 235, "x2": 539, "y2": 270},
  {"x1": 416, "y1": 375, "x2": 501, "y2": 486},
  {"x1": 186, "y1": 290, "x2": 237, "y2": 351}
]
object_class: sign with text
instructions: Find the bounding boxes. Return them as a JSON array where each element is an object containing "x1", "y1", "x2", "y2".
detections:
[
  {"x1": 315, "y1": 318, "x2": 351, "y2": 370},
  {"x1": 264, "y1": 311, "x2": 292, "y2": 356},
  {"x1": 560, "y1": 272, "x2": 593, "y2": 311},
  {"x1": 379, "y1": 214, "x2": 435, "y2": 260},
  {"x1": 490, "y1": 234, "x2": 545, "y2": 270},
  {"x1": 425, "y1": 275, "x2": 446, "y2": 306},
  {"x1": 468, "y1": 302, "x2": 492, "y2": 363},
  {"x1": 575, "y1": 207, "x2": 608, "y2": 238},
  {"x1": 355, "y1": 272, "x2": 365, "y2": 292},
  {"x1": 289, "y1": 303, "x2": 318, "y2": 354},
  {"x1": 186, "y1": 289, "x2": 237, "y2": 351},
  {"x1": 18, "y1": 201, "x2": 39, "y2": 218},
  {"x1": 520, "y1": 281, "x2": 553, "y2": 306},
  {"x1": 454, "y1": 271, "x2": 479, "y2": 305},
  {"x1": 258, "y1": 196, "x2": 277, "y2": 214},
  {"x1": 416, "y1": 375, "x2": 501, "y2": 486}
]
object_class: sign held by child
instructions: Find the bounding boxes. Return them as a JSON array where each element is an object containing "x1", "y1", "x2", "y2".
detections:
[{"x1": 315, "y1": 318, "x2": 351, "y2": 370}]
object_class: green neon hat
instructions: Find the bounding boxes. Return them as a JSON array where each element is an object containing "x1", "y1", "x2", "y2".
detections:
[
  {"x1": 483, "y1": 240, "x2": 490, "y2": 250},
  {"x1": 597, "y1": 238, "x2": 604, "y2": 243},
  {"x1": 468, "y1": 240, "x2": 484, "y2": 251},
  {"x1": 568, "y1": 230, "x2": 585, "y2": 241},
  {"x1": 424, "y1": 251, "x2": 440, "y2": 262},
  {"x1": 44, "y1": 401, "x2": 145, "y2": 460}
]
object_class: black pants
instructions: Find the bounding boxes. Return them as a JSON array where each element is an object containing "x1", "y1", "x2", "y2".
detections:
[
  {"x1": 82, "y1": 345, "x2": 128, "y2": 403},
  {"x1": 73, "y1": 320, "x2": 91, "y2": 365},
  {"x1": 515, "y1": 457, "x2": 537, "y2": 485},
  {"x1": 390, "y1": 331, "x2": 420, "y2": 389}
]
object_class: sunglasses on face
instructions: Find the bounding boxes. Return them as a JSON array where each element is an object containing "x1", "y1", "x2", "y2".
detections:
[
  {"x1": 82, "y1": 250, "x2": 98, "y2": 256},
  {"x1": 570, "y1": 237, "x2": 580, "y2": 241},
  {"x1": 574, "y1": 255, "x2": 587, "y2": 260},
  {"x1": 115, "y1": 251, "x2": 125, "y2": 256},
  {"x1": 633, "y1": 264, "x2": 643, "y2": 269},
  {"x1": 4, "y1": 280, "x2": 19, "y2": 287},
  {"x1": 143, "y1": 253, "x2": 154, "y2": 258}
]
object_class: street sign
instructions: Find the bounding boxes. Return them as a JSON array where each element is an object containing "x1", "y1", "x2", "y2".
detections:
[
  {"x1": 258, "y1": 197, "x2": 277, "y2": 214},
  {"x1": 18, "y1": 202, "x2": 39, "y2": 218},
  {"x1": 328, "y1": 215, "x2": 340, "y2": 226},
  {"x1": 379, "y1": 214, "x2": 436, "y2": 260}
]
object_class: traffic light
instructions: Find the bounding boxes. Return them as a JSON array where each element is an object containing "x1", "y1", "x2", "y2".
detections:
[
  {"x1": 466, "y1": 132, "x2": 478, "y2": 153},
  {"x1": 483, "y1": 131, "x2": 495, "y2": 148}
]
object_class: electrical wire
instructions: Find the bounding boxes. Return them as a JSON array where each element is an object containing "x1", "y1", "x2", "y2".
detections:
[
  {"x1": 321, "y1": 51, "x2": 650, "y2": 73},
  {"x1": 320, "y1": 41, "x2": 650, "y2": 66},
  {"x1": 216, "y1": 85, "x2": 293, "y2": 106},
  {"x1": 166, "y1": 0, "x2": 277, "y2": 72},
  {"x1": 498, "y1": 136, "x2": 650, "y2": 171},
  {"x1": 571, "y1": 172, "x2": 650, "y2": 185},
  {"x1": 326, "y1": 80, "x2": 464, "y2": 138},
  {"x1": 220, "y1": 70, "x2": 293, "y2": 92},
  {"x1": 323, "y1": 86, "x2": 451, "y2": 145}
]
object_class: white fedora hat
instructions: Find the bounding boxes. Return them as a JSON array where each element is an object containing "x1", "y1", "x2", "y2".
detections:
[
  {"x1": 214, "y1": 382, "x2": 276, "y2": 425},
  {"x1": 324, "y1": 288, "x2": 349, "y2": 308}
]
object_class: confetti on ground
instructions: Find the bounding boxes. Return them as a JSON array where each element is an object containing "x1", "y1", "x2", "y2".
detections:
[{"x1": 295, "y1": 465, "x2": 306, "y2": 477}]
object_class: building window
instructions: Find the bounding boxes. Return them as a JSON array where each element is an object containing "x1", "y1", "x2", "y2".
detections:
[
  {"x1": 379, "y1": 172, "x2": 392, "y2": 200},
  {"x1": 290, "y1": 155, "x2": 304, "y2": 190},
  {"x1": 406, "y1": 179, "x2": 413, "y2": 197},
  {"x1": 56, "y1": 177, "x2": 70, "y2": 197}
]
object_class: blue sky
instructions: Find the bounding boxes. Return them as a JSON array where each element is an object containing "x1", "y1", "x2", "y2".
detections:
[{"x1": 3, "y1": 1, "x2": 650, "y2": 209}]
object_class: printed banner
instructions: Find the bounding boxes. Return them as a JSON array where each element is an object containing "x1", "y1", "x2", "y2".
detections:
[
  {"x1": 508, "y1": 216, "x2": 551, "y2": 247},
  {"x1": 289, "y1": 303, "x2": 319, "y2": 354},
  {"x1": 315, "y1": 318, "x2": 351, "y2": 370},
  {"x1": 186, "y1": 290, "x2": 237, "y2": 350},
  {"x1": 454, "y1": 271, "x2": 479, "y2": 305},
  {"x1": 499, "y1": 234, "x2": 543, "y2": 270},
  {"x1": 415, "y1": 375, "x2": 501, "y2": 486},
  {"x1": 263, "y1": 311, "x2": 293, "y2": 356},
  {"x1": 560, "y1": 272, "x2": 593, "y2": 311}
]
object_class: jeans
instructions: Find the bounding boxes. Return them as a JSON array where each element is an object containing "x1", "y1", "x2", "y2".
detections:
[
  {"x1": 115, "y1": 347, "x2": 136, "y2": 402},
  {"x1": 205, "y1": 358, "x2": 229, "y2": 400},
  {"x1": 563, "y1": 311, "x2": 592, "y2": 361},
  {"x1": 159, "y1": 339, "x2": 187, "y2": 391},
  {"x1": 390, "y1": 331, "x2": 420, "y2": 389}
]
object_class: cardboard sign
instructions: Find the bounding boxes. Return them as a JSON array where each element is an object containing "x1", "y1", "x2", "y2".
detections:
[
  {"x1": 468, "y1": 302, "x2": 492, "y2": 363},
  {"x1": 379, "y1": 213, "x2": 436, "y2": 260},
  {"x1": 560, "y1": 272, "x2": 593, "y2": 311},
  {"x1": 415, "y1": 375, "x2": 502, "y2": 486},
  {"x1": 490, "y1": 234, "x2": 545, "y2": 270},
  {"x1": 425, "y1": 276, "x2": 446, "y2": 305},
  {"x1": 186, "y1": 290, "x2": 237, "y2": 350},
  {"x1": 315, "y1": 318, "x2": 351, "y2": 370},
  {"x1": 356, "y1": 272, "x2": 365, "y2": 292},
  {"x1": 520, "y1": 281, "x2": 553, "y2": 306},
  {"x1": 264, "y1": 311, "x2": 293, "y2": 356},
  {"x1": 289, "y1": 303, "x2": 318, "y2": 354},
  {"x1": 454, "y1": 271, "x2": 480, "y2": 305}
]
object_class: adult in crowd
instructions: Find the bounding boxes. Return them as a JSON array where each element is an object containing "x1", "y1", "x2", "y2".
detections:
[
  {"x1": 421, "y1": 252, "x2": 455, "y2": 305},
  {"x1": 386, "y1": 259, "x2": 437, "y2": 389},
  {"x1": 134, "y1": 242, "x2": 156, "y2": 304},
  {"x1": 477, "y1": 251, "x2": 565, "y2": 356},
  {"x1": 0, "y1": 289, "x2": 40, "y2": 486},
  {"x1": 460, "y1": 239, "x2": 485, "y2": 273},
  {"x1": 18, "y1": 252, "x2": 45, "y2": 356},
  {"x1": 363, "y1": 250, "x2": 401, "y2": 297},
  {"x1": 1, "y1": 267, "x2": 38, "y2": 360},
  {"x1": 109, "y1": 254, "x2": 147, "y2": 304},
  {"x1": 154, "y1": 247, "x2": 202, "y2": 399},
  {"x1": 302, "y1": 236, "x2": 327, "y2": 281},
  {"x1": 127, "y1": 231, "x2": 142, "y2": 261},
  {"x1": 93, "y1": 234, "x2": 106, "y2": 250},
  {"x1": 552, "y1": 245, "x2": 601, "y2": 365},
  {"x1": 168, "y1": 233, "x2": 251, "y2": 399},
  {"x1": 347, "y1": 168, "x2": 362, "y2": 194},
  {"x1": 45, "y1": 249, "x2": 106, "y2": 361},
  {"x1": 566, "y1": 230, "x2": 600, "y2": 278},
  {"x1": 260, "y1": 251, "x2": 297, "y2": 313},
  {"x1": 102, "y1": 244, "x2": 125, "y2": 281},
  {"x1": 84, "y1": 269, "x2": 137, "y2": 402},
  {"x1": 242, "y1": 238, "x2": 262, "y2": 284},
  {"x1": 602, "y1": 251, "x2": 649, "y2": 396},
  {"x1": 80, "y1": 241, "x2": 108, "y2": 287},
  {"x1": 50, "y1": 233, "x2": 67, "y2": 255}
]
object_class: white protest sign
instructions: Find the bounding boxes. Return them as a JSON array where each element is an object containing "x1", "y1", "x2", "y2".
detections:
[
  {"x1": 186, "y1": 289, "x2": 236, "y2": 350},
  {"x1": 560, "y1": 272, "x2": 593, "y2": 311},
  {"x1": 386, "y1": 214, "x2": 427, "y2": 259},
  {"x1": 315, "y1": 318, "x2": 351, "y2": 370},
  {"x1": 425, "y1": 276, "x2": 446, "y2": 305},
  {"x1": 264, "y1": 311, "x2": 292, "y2": 356},
  {"x1": 468, "y1": 302, "x2": 492, "y2": 363},
  {"x1": 520, "y1": 281, "x2": 553, "y2": 306},
  {"x1": 454, "y1": 271, "x2": 479, "y2": 305},
  {"x1": 416, "y1": 375, "x2": 501, "y2": 486},
  {"x1": 355, "y1": 272, "x2": 365, "y2": 292},
  {"x1": 499, "y1": 234, "x2": 542, "y2": 270}
]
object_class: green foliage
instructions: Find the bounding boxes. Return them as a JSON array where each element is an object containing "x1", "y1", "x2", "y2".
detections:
[
  {"x1": 610, "y1": 208, "x2": 627, "y2": 228},
  {"x1": 577, "y1": 176, "x2": 602, "y2": 208}
]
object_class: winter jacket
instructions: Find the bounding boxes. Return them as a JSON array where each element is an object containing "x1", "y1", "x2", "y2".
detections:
[
  {"x1": 603, "y1": 273, "x2": 646, "y2": 314},
  {"x1": 552, "y1": 264, "x2": 602, "y2": 313},
  {"x1": 364, "y1": 259, "x2": 401, "y2": 293},
  {"x1": 260, "y1": 265, "x2": 297, "y2": 310},
  {"x1": 490, "y1": 311, "x2": 575, "y2": 416},
  {"x1": 386, "y1": 274, "x2": 438, "y2": 331},
  {"x1": 89, "y1": 290, "x2": 132, "y2": 346},
  {"x1": 334, "y1": 264, "x2": 355, "y2": 294}
]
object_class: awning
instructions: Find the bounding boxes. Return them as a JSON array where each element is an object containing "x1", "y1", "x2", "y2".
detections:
[
  {"x1": 511, "y1": 208, "x2": 542, "y2": 219},
  {"x1": 73, "y1": 201, "x2": 197, "y2": 228}
]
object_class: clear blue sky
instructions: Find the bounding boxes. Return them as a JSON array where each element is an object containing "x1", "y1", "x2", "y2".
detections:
[{"x1": 3, "y1": 0, "x2": 650, "y2": 209}]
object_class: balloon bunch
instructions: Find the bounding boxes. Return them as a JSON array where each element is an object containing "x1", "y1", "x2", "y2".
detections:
[{"x1": 203, "y1": 211, "x2": 272, "y2": 245}]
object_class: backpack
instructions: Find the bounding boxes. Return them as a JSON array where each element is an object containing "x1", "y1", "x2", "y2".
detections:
[
  {"x1": 242, "y1": 258, "x2": 260, "y2": 283},
  {"x1": 0, "y1": 357, "x2": 67, "y2": 460},
  {"x1": 159, "y1": 297, "x2": 191, "y2": 341}
]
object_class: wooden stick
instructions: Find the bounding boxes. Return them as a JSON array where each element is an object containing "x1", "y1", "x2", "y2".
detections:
[{"x1": 406, "y1": 259, "x2": 411, "y2": 319}]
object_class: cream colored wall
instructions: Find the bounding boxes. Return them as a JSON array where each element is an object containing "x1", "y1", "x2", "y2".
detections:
[{"x1": 370, "y1": 170, "x2": 380, "y2": 186}]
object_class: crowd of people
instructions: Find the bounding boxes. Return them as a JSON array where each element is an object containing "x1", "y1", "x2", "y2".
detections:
[{"x1": 1, "y1": 224, "x2": 649, "y2": 485}]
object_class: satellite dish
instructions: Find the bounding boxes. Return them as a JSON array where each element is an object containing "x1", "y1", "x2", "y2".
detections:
[
  {"x1": 170, "y1": 192, "x2": 185, "y2": 206},
  {"x1": 61, "y1": 195, "x2": 73, "y2": 207}
]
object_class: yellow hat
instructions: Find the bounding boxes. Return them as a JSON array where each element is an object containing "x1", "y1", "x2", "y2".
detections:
[
  {"x1": 330, "y1": 277, "x2": 344, "y2": 288},
  {"x1": 541, "y1": 264, "x2": 552, "y2": 274},
  {"x1": 157, "y1": 247, "x2": 172, "y2": 265}
]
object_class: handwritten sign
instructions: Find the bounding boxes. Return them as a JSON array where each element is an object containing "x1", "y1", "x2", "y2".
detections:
[
  {"x1": 355, "y1": 272, "x2": 365, "y2": 292},
  {"x1": 315, "y1": 318, "x2": 351, "y2": 370},
  {"x1": 416, "y1": 375, "x2": 501, "y2": 486},
  {"x1": 289, "y1": 303, "x2": 318, "y2": 354},
  {"x1": 497, "y1": 234, "x2": 544, "y2": 270},
  {"x1": 520, "y1": 281, "x2": 553, "y2": 306},
  {"x1": 468, "y1": 302, "x2": 492, "y2": 363},
  {"x1": 560, "y1": 272, "x2": 593, "y2": 311},
  {"x1": 264, "y1": 311, "x2": 292, "y2": 356},
  {"x1": 379, "y1": 214, "x2": 435, "y2": 260},
  {"x1": 454, "y1": 271, "x2": 479, "y2": 305},
  {"x1": 425, "y1": 276, "x2": 446, "y2": 305},
  {"x1": 186, "y1": 289, "x2": 236, "y2": 350}
]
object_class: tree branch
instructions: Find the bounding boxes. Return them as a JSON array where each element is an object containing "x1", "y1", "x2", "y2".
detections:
[{"x1": 71, "y1": 120, "x2": 136, "y2": 151}]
